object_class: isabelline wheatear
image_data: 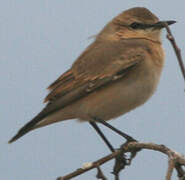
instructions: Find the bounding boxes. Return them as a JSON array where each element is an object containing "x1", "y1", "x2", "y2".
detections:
[{"x1": 9, "y1": 7, "x2": 175, "y2": 146}]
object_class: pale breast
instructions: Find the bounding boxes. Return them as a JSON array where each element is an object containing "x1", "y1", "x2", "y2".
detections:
[{"x1": 75, "y1": 56, "x2": 163, "y2": 122}]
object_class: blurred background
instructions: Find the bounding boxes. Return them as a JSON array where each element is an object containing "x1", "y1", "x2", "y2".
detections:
[{"x1": 1, "y1": 1, "x2": 184, "y2": 180}]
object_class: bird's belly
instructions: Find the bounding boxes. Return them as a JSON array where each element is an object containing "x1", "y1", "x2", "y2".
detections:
[{"x1": 76, "y1": 67, "x2": 160, "y2": 121}]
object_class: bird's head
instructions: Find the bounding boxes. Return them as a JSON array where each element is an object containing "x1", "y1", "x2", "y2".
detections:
[{"x1": 98, "y1": 7, "x2": 176, "y2": 43}]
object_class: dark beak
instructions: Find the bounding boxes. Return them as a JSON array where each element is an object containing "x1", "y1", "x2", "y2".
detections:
[{"x1": 153, "y1": 20, "x2": 176, "y2": 28}]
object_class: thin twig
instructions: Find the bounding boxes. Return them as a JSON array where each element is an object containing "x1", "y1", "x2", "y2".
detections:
[
  {"x1": 175, "y1": 163, "x2": 185, "y2": 179},
  {"x1": 164, "y1": 23, "x2": 185, "y2": 82},
  {"x1": 165, "y1": 159, "x2": 174, "y2": 180},
  {"x1": 112, "y1": 149, "x2": 126, "y2": 180},
  {"x1": 96, "y1": 166, "x2": 107, "y2": 180}
]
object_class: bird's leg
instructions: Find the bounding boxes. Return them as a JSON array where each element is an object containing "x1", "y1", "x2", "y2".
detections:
[
  {"x1": 89, "y1": 121, "x2": 115, "y2": 152},
  {"x1": 91, "y1": 118, "x2": 136, "y2": 176},
  {"x1": 93, "y1": 117, "x2": 136, "y2": 142}
]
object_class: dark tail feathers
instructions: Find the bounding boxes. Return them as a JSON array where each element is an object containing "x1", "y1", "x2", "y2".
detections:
[{"x1": 8, "y1": 111, "x2": 46, "y2": 143}]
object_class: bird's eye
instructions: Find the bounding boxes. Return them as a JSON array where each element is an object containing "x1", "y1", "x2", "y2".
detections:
[{"x1": 130, "y1": 22, "x2": 142, "y2": 29}]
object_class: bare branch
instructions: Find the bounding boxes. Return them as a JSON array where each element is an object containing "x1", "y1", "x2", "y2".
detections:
[
  {"x1": 166, "y1": 159, "x2": 174, "y2": 180},
  {"x1": 57, "y1": 142, "x2": 185, "y2": 180},
  {"x1": 96, "y1": 166, "x2": 107, "y2": 180},
  {"x1": 176, "y1": 163, "x2": 185, "y2": 179},
  {"x1": 164, "y1": 23, "x2": 185, "y2": 82}
]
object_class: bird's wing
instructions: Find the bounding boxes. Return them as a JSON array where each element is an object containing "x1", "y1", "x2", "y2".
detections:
[
  {"x1": 8, "y1": 40, "x2": 146, "y2": 143},
  {"x1": 44, "y1": 40, "x2": 145, "y2": 103}
]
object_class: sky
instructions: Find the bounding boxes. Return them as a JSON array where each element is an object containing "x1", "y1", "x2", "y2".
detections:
[{"x1": 1, "y1": 1, "x2": 185, "y2": 180}]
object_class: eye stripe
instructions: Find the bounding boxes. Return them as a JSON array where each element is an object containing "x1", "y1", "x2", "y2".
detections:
[
  {"x1": 130, "y1": 22, "x2": 142, "y2": 29},
  {"x1": 130, "y1": 22, "x2": 153, "y2": 29}
]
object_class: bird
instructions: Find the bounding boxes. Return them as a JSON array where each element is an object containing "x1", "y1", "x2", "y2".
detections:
[{"x1": 9, "y1": 7, "x2": 176, "y2": 144}]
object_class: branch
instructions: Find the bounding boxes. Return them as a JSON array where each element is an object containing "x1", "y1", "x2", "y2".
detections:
[
  {"x1": 57, "y1": 142, "x2": 185, "y2": 180},
  {"x1": 164, "y1": 23, "x2": 185, "y2": 82},
  {"x1": 166, "y1": 159, "x2": 174, "y2": 180},
  {"x1": 96, "y1": 166, "x2": 107, "y2": 180},
  {"x1": 175, "y1": 163, "x2": 185, "y2": 179}
]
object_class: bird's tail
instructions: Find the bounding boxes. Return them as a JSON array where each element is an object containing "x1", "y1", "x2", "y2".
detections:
[
  {"x1": 8, "y1": 111, "x2": 46, "y2": 144},
  {"x1": 8, "y1": 125, "x2": 33, "y2": 143},
  {"x1": 8, "y1": 107, "x2": 74, "y2": 143}
]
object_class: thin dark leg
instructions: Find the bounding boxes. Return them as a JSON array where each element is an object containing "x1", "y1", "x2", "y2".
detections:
[
  {"x1": 89, "y1": 121, "x2": 115, "y2": 152},
  {"x1": 93, "y1": 117, "x2": 136, "y2": 142}
]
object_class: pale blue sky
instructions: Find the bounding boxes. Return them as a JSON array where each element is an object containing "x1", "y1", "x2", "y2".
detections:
[{"x1": 1, "y1": 1, "x2": 185, "y2": 180}]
